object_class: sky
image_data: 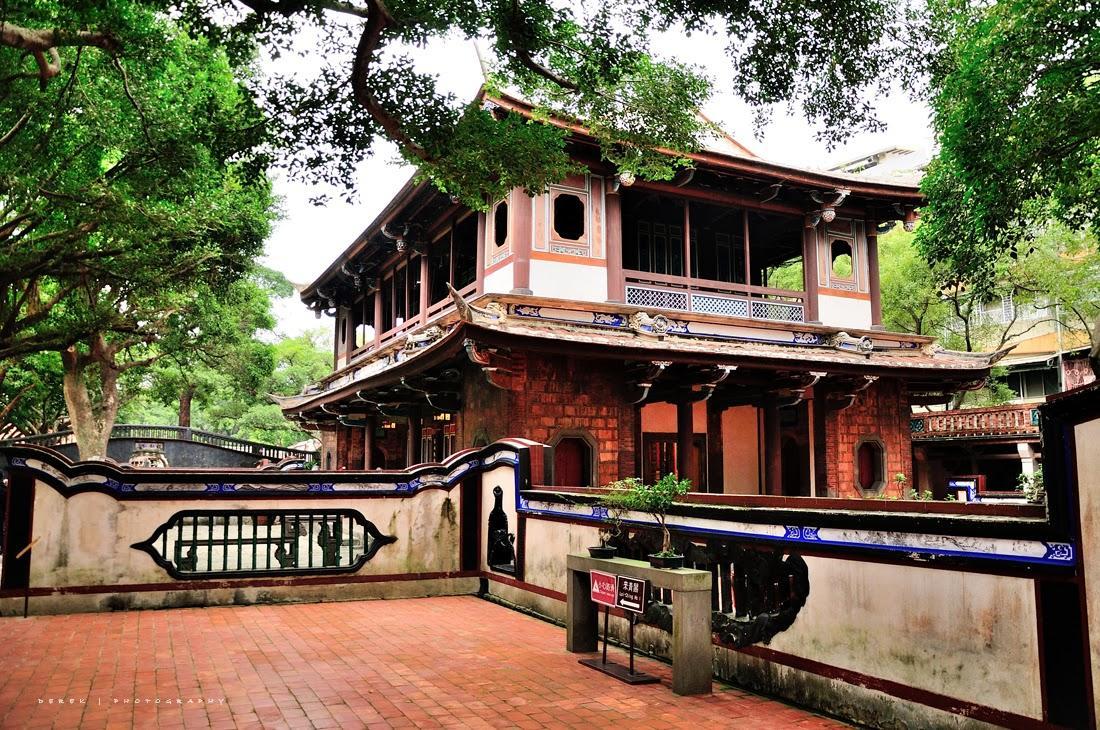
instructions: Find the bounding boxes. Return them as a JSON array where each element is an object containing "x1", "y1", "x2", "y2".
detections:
[{"x1": 261, "y1": 31, "x2": 936, "y2": 338}]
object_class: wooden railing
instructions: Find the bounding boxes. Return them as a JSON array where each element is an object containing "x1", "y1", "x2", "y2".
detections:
[
  {"x1": 1, "y1": 425, "x2": 317, "y2": 461},
  {"x1": 910, "y1": 404, "x2": 1040, "y2": 440},
  {"x1": 623, "y1": 270, "x2": 806, "y2": 323}
]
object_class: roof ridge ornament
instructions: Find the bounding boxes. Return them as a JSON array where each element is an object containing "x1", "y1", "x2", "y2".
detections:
[
  {"x1": 449, "y1": 283, "x2": 506, "y2": 325},
  {"x1": 828, "y1": 331, "x2": 874, "y2": 356},
  {"x1": 629, "y1": 311, "x2": 672, "y2": 338}
]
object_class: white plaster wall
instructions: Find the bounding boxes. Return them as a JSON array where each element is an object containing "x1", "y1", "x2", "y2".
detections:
[
  {"x1": 1076, "y1": 417, "x2": 1100, "y2": 716},
  {"x1": 817, "y1": 294, "x2": 872, "y2": 329},
  {"x1": 28, "y1": 481, "x2": 462, "y2": 587},
  {"x1": 503, "y1": 516, "x2": 1043, "y2": 722},
  {"x1": 529, "y1": 259, "x2": 607, "y2": 302},
  {"x1": 721, "y1": 406, "x2": 759, "y2": 494},
  {"x1": 766, "y1": 557, "x2": 1043, "y2": 719},
  {"x1": 483, "y1": 262, "x2": 514, "y2": 294}
]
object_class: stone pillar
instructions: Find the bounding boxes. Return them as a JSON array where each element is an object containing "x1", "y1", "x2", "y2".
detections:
[
  {"x1": 1018, "y1": 442, "x2": 1037, "y2": 476},
  {"x1": 671, "y1": 587, "x2": 713, "y2": 695},
  {"x1": 566, "y1": 568, "x2": 598, "y2": 652}
]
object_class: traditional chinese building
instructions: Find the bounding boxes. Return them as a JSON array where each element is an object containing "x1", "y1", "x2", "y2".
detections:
[{"x1": 279, "y1": 92, "x2": 1003, "y2": 498}]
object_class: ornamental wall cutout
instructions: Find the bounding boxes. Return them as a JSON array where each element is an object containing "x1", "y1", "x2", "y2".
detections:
[{"x1": 132, "y1": 508, "x2": 396, "y2": 580}]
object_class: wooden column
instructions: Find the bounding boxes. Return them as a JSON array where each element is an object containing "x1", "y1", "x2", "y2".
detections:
[
  {"x1": 511, "y1": 189, "x2": 533, "y2": 294},
  {"x1": 763, "y1": 397, "x2": 782, "y2": 495},
  {"x1": 419, "y1": 256, "x2": 430, "y2": 321},
  {"x1": 867, "y1": 224, "x2": 883, "y2": 328},
  {"x1": 363, "y1": 415, "x2": 377, "y2": 470},
  {"x1": 706, "y1": 400, "x2": 724, "y2": 494},
  {"x1": 407, "y1": 407, "x2": 422, "y2": 467},
  {"x1": 373, "y1": 286, "x2": 383, "y2": 347},
  {"x1": 682, "y1": 199, "x2": 692, "y2": 278},
  {"x1": 474, "y1": 210, "x2": 486, "y2": 295},
  {"x1": 605, "y1": 190, "x2": 624, "y2": 302},
  {"x1": 802, "y1": 222, "x2": 821, "y2": 323},
  {"x1": 676, "y1": 400, "x2": 694, "y2": 485}
]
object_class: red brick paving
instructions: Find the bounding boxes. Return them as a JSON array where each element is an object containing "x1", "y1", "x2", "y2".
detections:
[{"x1": 0, "y1": 596, "x2": 848, "y2": 729}]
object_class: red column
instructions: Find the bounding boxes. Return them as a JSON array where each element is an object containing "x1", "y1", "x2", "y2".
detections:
[
  {"x1": 511, "y1": 189, "x2": 533, "y2": 294},
  {"x1": 764, "y1": 398, "x2": 782, "y2": 495},
  {"x1": 803, "y1": 223, "x2": 820, "y2": 323},
  {"x1": 605, "y1": 190, "x2": 624, "y2": 302},
  {"x1": 867, "y1": 224, "x2": 883, "y2": 329}
]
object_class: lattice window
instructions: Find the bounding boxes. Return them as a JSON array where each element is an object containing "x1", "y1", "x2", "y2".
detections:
[
  {"x1": 751, "y1": 300, "x2": 805, "y2": 322},
  {"x1": 625, "y1": 285, "x2": 689, "y2": 311},
  {"x1": 133, "y1": 509, "x2": 396, "y2": 579},
  {"x1": 692, "y1": 294, "x2": 750, "y2": 318}
]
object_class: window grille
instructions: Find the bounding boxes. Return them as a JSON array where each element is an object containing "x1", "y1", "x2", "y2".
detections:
[
  {"x1": 625, "y1": 285, "x2": 689, "y2": 312},
  {"x1": 133, "y1": 509, "x2": 396, "y2": 579},
  {"x1": 692, "y1": 294, "x2": 750, "y2": 318},
  {"x1": 750, "y1": 300, "x2": 805, "y2": 322}
]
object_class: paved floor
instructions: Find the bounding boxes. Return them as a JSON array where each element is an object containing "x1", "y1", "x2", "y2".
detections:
[{"x1": 0, "y1": 596, "x2": 848, "y2": 729}]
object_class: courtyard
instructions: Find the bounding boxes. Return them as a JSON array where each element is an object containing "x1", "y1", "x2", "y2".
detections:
[{"x1": 0, "y1": 595, "x2": 847, "y2": 729}]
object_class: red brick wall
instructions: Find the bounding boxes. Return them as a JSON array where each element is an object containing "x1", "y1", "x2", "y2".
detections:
[
  {"x1": 460, "y1": 353, "x2": 637, "y2": 486},
  {"x1": 824, "y1": 378, "x2": 913, "y2": 498},
  {"x1": 334, "y1": 425, "x2": 365, "y2": 470}
]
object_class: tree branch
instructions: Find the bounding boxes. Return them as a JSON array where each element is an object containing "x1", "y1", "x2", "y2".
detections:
[{"x1": 349, "y1": 0, "x2": 432, "y2": 163}]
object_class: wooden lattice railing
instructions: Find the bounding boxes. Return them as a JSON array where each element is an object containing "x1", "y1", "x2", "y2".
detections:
[{"x1": 910, "y1": 404, "x2": 1040, "y2": 440}]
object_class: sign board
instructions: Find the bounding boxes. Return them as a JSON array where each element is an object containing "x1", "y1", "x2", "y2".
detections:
[
  {"x1": 590, "y1": 570, "x2": 617, "y2": 607},
  {"x1": 615, "y1": 575, "x2": 648, "y2": 614}
]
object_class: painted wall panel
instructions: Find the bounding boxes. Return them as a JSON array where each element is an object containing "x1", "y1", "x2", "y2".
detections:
[
  {"x1": 817, "y1": 293, "x2": 872, "y2": 329},
  {"x1": 529, "y1": 259, "x2": 608, "y2": 302}
]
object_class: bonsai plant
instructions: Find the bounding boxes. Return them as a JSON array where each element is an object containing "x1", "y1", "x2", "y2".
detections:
[
  {"x1": 587, "y1": 503, "x2": 623, "y2": 559},
  {"x1": 604, "y1": 474, "x2": 691, "y2": 568}
]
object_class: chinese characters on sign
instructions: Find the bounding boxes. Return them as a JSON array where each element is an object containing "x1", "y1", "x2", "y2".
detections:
[
  {"x1": 590, "y1": 570, "x2": 617, "y2": 607},
  {"x1": 615, "y1": 575, "x2": 648, "y2": 614}
]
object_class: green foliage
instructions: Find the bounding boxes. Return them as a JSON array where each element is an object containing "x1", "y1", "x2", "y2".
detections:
[
  {"x1": 603, "y1": 474, "x2": 691, "y2": 555},
  {"x1": 1017, "y1": 466, "x2": 1045, "y2": 505},
  {"x1": 0, "y1": 352, "x2": 67, "y2": 436},
  {"x1": 916, "y1": 0, "x2": 1100, "y2": 289}
]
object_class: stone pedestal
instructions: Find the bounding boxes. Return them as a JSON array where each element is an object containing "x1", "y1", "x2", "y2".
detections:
[{"x1": 565, "y1": 554, "x2": 713, "y2": 695}]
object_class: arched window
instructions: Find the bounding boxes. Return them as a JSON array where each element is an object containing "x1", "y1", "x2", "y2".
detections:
[
  {"x1": 493, "y1": 201, "x2": 509, "y2": 247},
  {"x1": 552, "y1": 434, "x2": 594, "y2": 487},
  {"x1": 855, "y1": 438, "x2": 885, "y2": 494},
  {"x1": 553, "y1": 193, "x2": 585, "y2": 241},
  {"x1": 831, "y1": 239, "x2": 853, "y2": 279}
]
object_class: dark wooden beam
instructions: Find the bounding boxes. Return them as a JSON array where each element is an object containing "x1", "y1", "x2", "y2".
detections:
[
  {"x1": 676, "y1": 400, "x2": 694, "y2": 486},
  {"x1": 763, "y1": 397, "x2": 782, "y2": 496}
]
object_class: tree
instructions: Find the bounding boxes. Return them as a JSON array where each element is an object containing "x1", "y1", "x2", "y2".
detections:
[
  {"x1": 1, "y1": 10, "x2": 275, "y2": 457},
  {"x1": 1, "y1": 5, "x2": 273, "y2": 363},
  {"x1": 879, "y1": 223, "x2": 1100, "y2": 406},
  {"x1": 913, "y1": 0, "x2": 1099, "y2": 366},
  {"x1": 0, "y1": 351, "x2": 66, "y2": 438},
  {"x1": 144, "y1": 267, "x2": 291, "y2": 427},
  {"x1": 2, "y1": 0, "x2": 911, "y2": 210}
]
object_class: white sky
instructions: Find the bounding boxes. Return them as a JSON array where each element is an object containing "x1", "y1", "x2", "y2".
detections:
[{"x1": 262, "y1": 31, "x2": 935, "y2": 338}]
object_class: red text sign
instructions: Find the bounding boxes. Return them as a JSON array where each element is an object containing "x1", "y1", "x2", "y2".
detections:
[{"x1": 590, "y1": 570, "x2": 617, "y2": 607}]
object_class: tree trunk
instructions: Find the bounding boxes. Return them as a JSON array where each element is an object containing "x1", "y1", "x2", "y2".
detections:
[
  {"x1": 60, "y1": 339, "x2": 121, "y2": 460},
  {"x1": 178, "y1": 385, "x2": 194, "y2": 427}
]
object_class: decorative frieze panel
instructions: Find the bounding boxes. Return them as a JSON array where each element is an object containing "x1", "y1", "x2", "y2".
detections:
[{"x1": 132, "y1": 509, "x2": 396, "y2": 579}]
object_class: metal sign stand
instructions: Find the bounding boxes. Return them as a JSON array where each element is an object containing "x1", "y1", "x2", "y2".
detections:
[{"x1": 579, "y1": 572, "x2": 658, "y2": 685}]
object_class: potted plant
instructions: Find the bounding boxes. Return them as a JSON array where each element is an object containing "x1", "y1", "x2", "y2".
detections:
[
  {"x1": 587, "y1": 501, "x2": 623, "y2": 558},
  {"x1": 604, "y1": 474, "x2": 691, "y2": 569}
]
